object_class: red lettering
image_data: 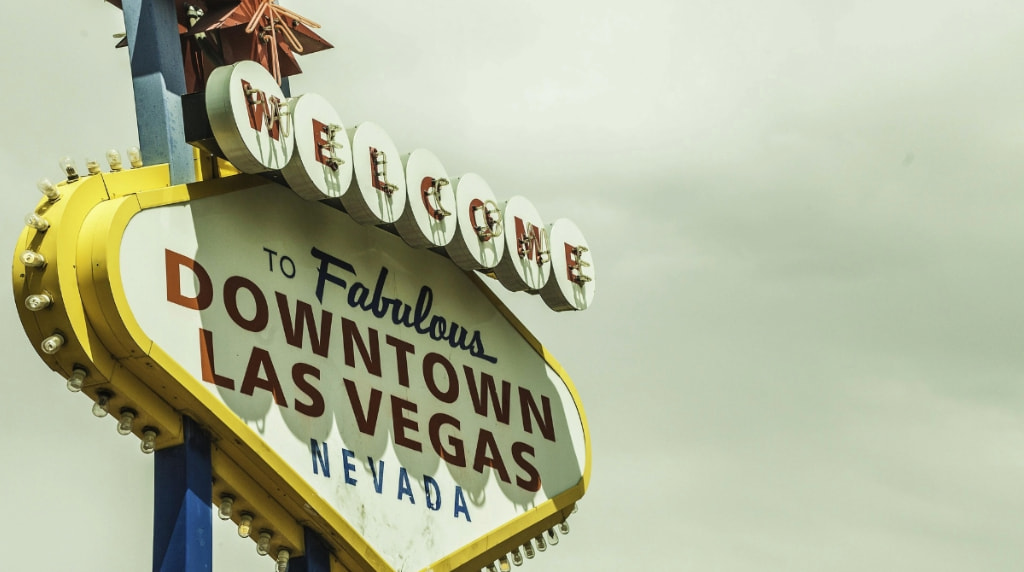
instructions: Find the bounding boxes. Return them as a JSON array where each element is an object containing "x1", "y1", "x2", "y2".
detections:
[
  {"x1": 165, "y1": 249, "x2": 212, "y2": 310},
  {"x1": 342, "y1": 318, "x2": 381, "y2": 377},
  {"x1": 421, "y1": 177, "x2": 442, "y2": 221},
  {"x1": 312, "y1": 118, "x2": 334, "y2": 169},
  {"x1": 386, "y1": 335, "x2": 415, "y2": 387},
  {"x1": 464, "y1": 366, "x2": 511, "y2": 425},
  {"x1": 428, "y1": 413, "x2": 465, "y2": 467},
  {"x1": 343, "y1": 378, "x2": 382, "y2": 435},
  {"x1": 224, "y1": 276, "x2": 269, "y2": 333},
  {"x1": 198, "y1": 329, "x2": 234, "y2": 389},
  {"x1": 292, "y1": 363, "x2": 325, "y2": 418},
  {"x1": 514, "y1": 216, "x2": 544, "y2": 264},
  {"x1": 519, "y1": 387, "x2": 555, "y2": 442},
  {"x1": 276, "y1": 292, "x2": 333, "y2": 358},
  {"x1": 239, "y1": 347, "x2": 288, "y2": 406},
  {"x1": 423, "y1": 353, "x2": 459, "y2": 404},
  {"x1": 241, "y1": 79, "x2": 281, "y2": 140},
  {"x1": 472, "y1": 428, "x2": 510, "y2": 483},
  {"x1": 512, "y1": 441, "x2": 541, "y2": 492},
  {"x1": 564, "y1": 242, "x2": 579, "y2": 283},
  {"x1": 391, "y1": 395, "x2": 422, "y2": 452}
]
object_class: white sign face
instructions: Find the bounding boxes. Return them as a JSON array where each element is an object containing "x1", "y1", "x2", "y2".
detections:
[
  {"x1": 342, "y1": 122, "x2": 407, "y2": 225},
  {"x1": 446, "y1": 173, "x2": 506, "y2": 271},
  {"x1": 493, "y1": 196, "x2": 552, "y2": 293},
  {"x1": 117, "y1": 183, "x2": 588, "y2": 570},
  {"x1": 541, "y1": 218, "x2": 597, "y2": 311},
  {"x1": 206, "y1": 61, "x2": 295, "y2": 173},
  {"x1": 281, "y1": 93, "x2": 354, "y2": 201},
  {"x1": 395, "y1": 149, "x2": 457, "y2": 249}
]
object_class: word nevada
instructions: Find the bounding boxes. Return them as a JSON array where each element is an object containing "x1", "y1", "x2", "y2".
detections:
[{"x1": 200, "y1": 60, "x2": 596, "y2": 311}]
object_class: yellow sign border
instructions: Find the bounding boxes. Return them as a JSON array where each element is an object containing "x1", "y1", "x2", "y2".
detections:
[{"x1": 13, "y1": 163, "x2": 591, "y2": 571}]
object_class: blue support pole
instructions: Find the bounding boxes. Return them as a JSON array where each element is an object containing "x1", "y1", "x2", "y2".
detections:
[
  {"x1": 121, "y1": 0, "x2": 195, "y2": 185},
  {"x1": 153, "y1": 416, "x2": 212, "y2": 572},
  {"x1": 288, "y1": 528, "x2": 331, "y2": 572}
]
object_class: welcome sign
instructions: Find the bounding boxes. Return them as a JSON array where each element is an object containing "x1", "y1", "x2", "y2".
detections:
[{"x1": 15, "y1": 165, "x2": 590, "y2": 570}]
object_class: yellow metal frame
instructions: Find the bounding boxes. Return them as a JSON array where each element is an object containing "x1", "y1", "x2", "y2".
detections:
[{"x1": 12, "y1": 158, "x2": 591, "y2": 571}]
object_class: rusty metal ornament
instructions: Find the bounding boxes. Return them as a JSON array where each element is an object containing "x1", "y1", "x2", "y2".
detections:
[{"x1": 106, "y1": 1, "x2": 332, "y2": 91}]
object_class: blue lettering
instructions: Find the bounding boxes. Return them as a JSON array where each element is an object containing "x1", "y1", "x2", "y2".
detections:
[
  {"x1": 310, "y1": 439, "x2": 330, "y2": 478},
  {"x1": 397, "y1": 468, "x2": 415, "y2": 504},
  {"x1": 310, "y1": 247, "x2": 356, "y2": 303},
  {"x1": 453, "y1": 486, "x2": 471, "y2": 522},
  {"x1": 424, "y1": 475, "x2": 441, "y2": 511},
  {"x1": 342, "y1": 448, "x2": 357, "y2": 486},
  {"x1": 308, "y1": 246, "x2": 497, "y2": 363},
  {"x1": 369, "y1": 457, "x2": 385, "y2": 494}
]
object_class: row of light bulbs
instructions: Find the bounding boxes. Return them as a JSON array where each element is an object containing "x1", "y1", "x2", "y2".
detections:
[
  {"x1": 483, "y1": 505, "x2": 577, "y2": 572},
  {"x1": 217, "y1": 493, "x2": 292, "y2": 572},
  {"x1": 20, "y1": 150, "x2": 149, "y2": 298}
]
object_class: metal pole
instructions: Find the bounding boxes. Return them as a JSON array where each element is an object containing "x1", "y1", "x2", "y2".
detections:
[
  {"x1": 153, "y1": 416, "x2": 212, "y2": 572},
  {"x1": 288, "y1": 528, "x2": 331, "y2": 572},
  {"x1": 121, "y1": 0, "x2": 195, "y2": 185}
]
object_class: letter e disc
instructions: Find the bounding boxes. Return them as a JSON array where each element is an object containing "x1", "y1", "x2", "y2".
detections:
[
  {"x1": 493, "y1": 196, "x2": 551, "y2": 292},
  {"x1": 205, "y1": 60, "x2": 294, "y2": 173},
  {"x1": 281, "y1": 93, "x2": 353, "y2": 201},
  {"x1": 342, "y1": 122, "x2": 407, "y2": 225},
  {"x1": 541, "y1": 218, "x2": 596, "y2": 311},
  {"x1": 445, "y1": 173, "x2": 505, "y2": 270},
  {"x1": 396, "y1": 149, "x2": 457, "y2": 248}
]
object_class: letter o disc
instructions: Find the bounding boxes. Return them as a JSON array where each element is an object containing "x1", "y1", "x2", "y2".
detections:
[
  {"x1": 205, "y1": 60, "x2": 294, "y2": 173},
  {"x1": 396, "y1": 149, "x2": 457, "y2": 248},
  {"x1": 541, "y1": 218, "x2": 596, "y2": 311},
  {"x1": 493, "y1": 196, "x2": 552, "y2": 292},
  {"x1": 446, "y1": 173, "x2": 505, "y2": 270},
  {"x1": 342, "y1": 122, "x2": 407, "y2": 225},
  {"x1": 281, "y1": 93, "x2": 353, "y2": 201}
]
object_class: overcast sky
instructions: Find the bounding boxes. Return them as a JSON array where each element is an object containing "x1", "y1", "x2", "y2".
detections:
[{"x1": 3, "y1": 1, "x2": 1024, "y2": 570}]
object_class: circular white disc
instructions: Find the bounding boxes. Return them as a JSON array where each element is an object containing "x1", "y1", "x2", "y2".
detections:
[
  {"x1": 493, "y1": 196, "x2": 552, "y2": 292},
  {"x1": 395, "y1": 149, "x2": 457, "y2": 248},
  {"x1": 445, "y1": 173, "x2": 505, "y2": 270},
  {"x1": 280, "y1": 93, "x2": 353, "y2": 201},
  {"x1": 341, "y1": 122, "x2": 407, "y2": 225},
  {"x1": 540, "y1": 218, "x2": 596, "y2": 311},
  {"x1": 206, "y1": 61, "x2": 294, "y2": 173}
]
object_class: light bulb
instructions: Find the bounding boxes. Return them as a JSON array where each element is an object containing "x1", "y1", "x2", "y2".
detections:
[
  {"x1": 117, "y1": 408, "x2": 136, "y2": 435},
  {"x1": 92, "y1": 391, "x2": 111, "y2": 418},
  {"x1": 218, "y1": 494, "x2": 235, "y2": 520},
  {"x1": 522, "y1": 542, "x2": 535, "y2": 559},
  {"x1": 256, "y1": 530, "x2": 272, "y2": 556},
  {"x1": 59, "y1": 156, "x2": 79, "y2": 182},
  {"x1": 67, "y1": 368, "x2": 87, "y2": 392},
  {"x1": 276, "y1": 549, "x2": 290, "y2": 572},
  {"x1": 498, "y1": 556, "x2": 511, "y2": 572},
  {"x1": 545, "y1": 528, "x2": 559, "y2": 546},
  {"x1": 510, "y1": 547, "x2": 523, "y2": 566},
  {"x1": 86, "y1": 158, "x2": 102, "y2": 175},
  {"x1": 40, "y1": 333, "x2": 65, "y2": 355},
  {"x1": 106, "y1": 149, "x2": 123, "y2": 172},
  {"x1": 37, "y1": 178, "x2": 61, "y2": 201},
  {"x1": 534, "y1": 534, "x2": 547, "y2": 552},
  {"x1": 25, "y1": 293, "x2": 53, "y2": 312},
  {"x1": 141, "y1": 427, "x2": 158, "y2": 454},
  {"x1": 558, "y1": 521, "x2": 570, "y2": 535},
  {"x1": 25, "y1": 213, "x2": 50, "y2": 232},
  {"x1": 573, "y1": 503, "x2": 579, "y2": 514},
  {"x1": 237, "y1": 513, "x2": 253, "y2": 537},
  {"x1": 127, "y1": 146, "x2": 143, "y2": 168},
  {"x1": 20, "y1": 250, "x2": 46, "y2": 268}
]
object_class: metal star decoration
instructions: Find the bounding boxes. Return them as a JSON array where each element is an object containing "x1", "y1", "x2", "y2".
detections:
[{"x1": 106, "y1": 1, "x2": 332, "y2": 92}]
